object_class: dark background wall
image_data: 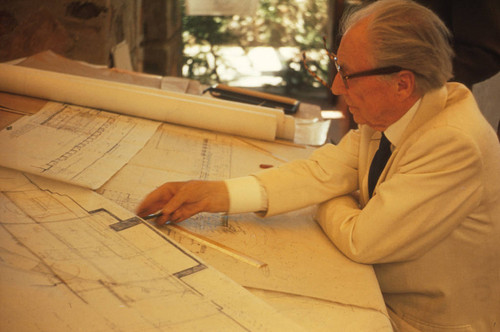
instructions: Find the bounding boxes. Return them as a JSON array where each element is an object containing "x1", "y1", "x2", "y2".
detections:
[
  {"x1": 0, "y1": 0, "x2": 144, "y2": 70},
  {"x1": 0, "y1": 0, "x2": 182, "y2": 77}
]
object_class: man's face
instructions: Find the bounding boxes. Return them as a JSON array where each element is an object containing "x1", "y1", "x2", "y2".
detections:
[{"x1": 331, "y1": 19, "x2": 400, "y2": 131}]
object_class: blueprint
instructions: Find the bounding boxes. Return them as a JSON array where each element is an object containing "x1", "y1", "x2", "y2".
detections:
[{"x1": 0, "y1": 167, "x2": 302, "y2": 331}]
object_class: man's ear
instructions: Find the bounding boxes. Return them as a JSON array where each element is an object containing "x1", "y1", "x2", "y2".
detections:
[{"x1": 395, "y1": 70, "x2": 416, "y2": 99}]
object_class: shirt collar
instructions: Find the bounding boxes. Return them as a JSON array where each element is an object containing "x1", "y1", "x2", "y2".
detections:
[{"x1": 384, "y1": 98, "x2": 421, "y2": 147}]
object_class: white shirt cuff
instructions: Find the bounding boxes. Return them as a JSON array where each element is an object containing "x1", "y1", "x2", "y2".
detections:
[{"x1": 224, "y1": 176, "x2": 267, "y2": 214}]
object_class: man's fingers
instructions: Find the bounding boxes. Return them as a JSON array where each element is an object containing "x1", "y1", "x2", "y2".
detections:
[
  {"x1": 155, "y1": 203, "x2": 202, "y2": 225},
  {"x1": 159, "y1": 185, "x2": 193, "y2": 217},
  {"x1": 136, "y1": 191, "x2": 167, "y2": 217},
  {"x1": 136, "y1": 180, "x2": 228, "y2": 226},
  {"x1": 155, "y1": 212, "x2": 173, "y2": 225},
  {"x1": 136, "y1": 182, "x2": 184, "y2": 217}
]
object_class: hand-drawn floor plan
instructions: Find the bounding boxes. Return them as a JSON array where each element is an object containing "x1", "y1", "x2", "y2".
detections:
[{"x1": 0, "y1": 168, "x2": 302, "y2": 331}]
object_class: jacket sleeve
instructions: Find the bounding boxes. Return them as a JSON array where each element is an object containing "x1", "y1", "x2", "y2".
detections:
[
  {"x1": 315, "y1": 127, "x2": 484, "y2": 264},
  {"x1": 255, "y1": 129, "x2": 361, "y2": 216}
]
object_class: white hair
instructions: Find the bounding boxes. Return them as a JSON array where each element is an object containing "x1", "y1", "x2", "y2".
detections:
[{"x1": 341, "y1": 0, "x2": 454, "y2": 93}]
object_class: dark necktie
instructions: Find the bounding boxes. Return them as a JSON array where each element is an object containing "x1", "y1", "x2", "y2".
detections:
[{"x1": 368, "y1": 133, "x2": 392, "y2": 197}]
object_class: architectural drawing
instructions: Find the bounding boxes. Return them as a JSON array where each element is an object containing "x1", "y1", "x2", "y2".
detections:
[
  {"x1": 97, "y1": 122, "x2": 393, "y2": 330},
  {"x1": 0, "y1": 102, "x2": 160, "y2": 189},
  {"x1": 98, "y1": 121, "x2": 311, "y2": 209},
  {"x1": 98, "y1": 122, "x2": 312, "y2": 232},
  {"x1": 0, "y1": 167, "x2": 302, "y2": 331}
]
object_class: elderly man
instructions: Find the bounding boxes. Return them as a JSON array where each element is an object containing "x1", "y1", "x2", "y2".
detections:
[{"x1": 137, "y1": 0, "x2": 500, "y2": 330}]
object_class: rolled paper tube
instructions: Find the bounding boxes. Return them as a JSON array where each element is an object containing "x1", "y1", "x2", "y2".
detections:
[
  {"x1": 152, "y1": 83, "x2": 295, "y2": 140},
  {"x1": 0, "y1": 63, "x2": 295, "y2": 141}
]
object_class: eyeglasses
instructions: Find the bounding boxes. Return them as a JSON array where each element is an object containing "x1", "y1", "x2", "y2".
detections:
[{"x1": 302, "y1": 37, "x2": 405, "y2": 89}]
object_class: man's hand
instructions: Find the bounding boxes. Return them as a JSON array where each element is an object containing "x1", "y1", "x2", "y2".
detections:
[{"x1": 136, "y1": 180, "x2": 230, "y2": 225}]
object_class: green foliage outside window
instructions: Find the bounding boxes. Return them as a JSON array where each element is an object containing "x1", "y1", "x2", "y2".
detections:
[{"x1": 182, "y1": 0, "x2": 329, "y2": 94}]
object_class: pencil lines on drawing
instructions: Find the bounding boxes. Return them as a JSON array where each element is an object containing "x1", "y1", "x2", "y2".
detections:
[
  {"x1": 98, "y1": 189, "x2": 140, "y2": 213},
  {"x1": 43, "y1": 119, "x2": 114, "y2": 172},
  {"x1": 199, "y1": 137, "x2": 232, "y2": 181},
  {"x1": 1, "y1": 187, "x2": 210, "y2": 301},
  {"x1": 4, "y1": 190, "x2": 80, "y2": 223},
  {"x1": 0, "y1": 101, "x2": 160, "y2": 189},
  {"x1": 41, "y1": 104, "x2": 112, "y2": 136}
]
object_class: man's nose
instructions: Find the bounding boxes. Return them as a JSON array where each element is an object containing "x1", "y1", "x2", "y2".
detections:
[{"x1": 331, "y1": 73, "x2": 346, "y2": 96}]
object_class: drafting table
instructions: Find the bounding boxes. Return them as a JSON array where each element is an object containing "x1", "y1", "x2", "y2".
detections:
[{"x1": 0, "y1": 52, "x2": 393, "y2": 331}]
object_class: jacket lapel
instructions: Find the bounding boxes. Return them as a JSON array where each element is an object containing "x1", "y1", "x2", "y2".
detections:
[
  {"x1": 361, "y1": 84, "x2": 449, "y2": 203},
  {"x1": 399, "y1": 85, "x2": 448, "y2": 144}
]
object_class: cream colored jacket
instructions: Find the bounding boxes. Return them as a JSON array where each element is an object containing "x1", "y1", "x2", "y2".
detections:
[{"x1": 255, "y1": 83, "x2": 500, "y2": 331}]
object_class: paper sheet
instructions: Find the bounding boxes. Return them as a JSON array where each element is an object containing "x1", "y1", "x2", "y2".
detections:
[
  {"x1": 0, "y1": 167, "x2": 303, "y2": 331},
  {"x1": 0, "y1": 102, "x2": 160, "y2": 189},
  {"x1": 96, "y1": 122, "x2": 392, "y2": 329},
  {"x1": 17, "y1": 49, "x2": 162, "y2": 89},
  {"x1": 97, "y1": 122, "x2": 312, "y2": 213}
]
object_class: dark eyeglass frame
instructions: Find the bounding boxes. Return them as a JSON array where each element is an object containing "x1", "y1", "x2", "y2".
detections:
[{"x1": 302, "y1": 37, "x2": 405, "y2": 89}]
